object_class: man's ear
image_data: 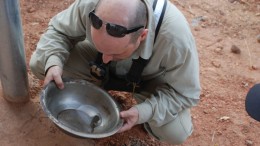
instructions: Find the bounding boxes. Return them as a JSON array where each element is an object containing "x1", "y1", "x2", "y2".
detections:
[{"x1": 139, "y1": 28, "x2": 148, "y2": 41}]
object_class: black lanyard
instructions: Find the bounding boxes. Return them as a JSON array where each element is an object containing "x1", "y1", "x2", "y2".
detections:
[{"x1": 153, "y1": 0, "x2": 167, "y2": 43}]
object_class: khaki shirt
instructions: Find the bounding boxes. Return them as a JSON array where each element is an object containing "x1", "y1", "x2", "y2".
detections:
[{"x1": 31, "y1": 0, "x2": 201, "y2": 127}]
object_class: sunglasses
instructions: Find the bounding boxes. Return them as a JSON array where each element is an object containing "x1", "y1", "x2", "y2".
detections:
[{"x1": 89, "y1": 11, "x2": 144, "y2": 38}]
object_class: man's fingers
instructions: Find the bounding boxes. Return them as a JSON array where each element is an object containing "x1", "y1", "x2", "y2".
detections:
[
  {"x1": 44, "y1": 66, "x2": 64, "y2": 89},
  {"x1": 117, "y1": 108, "x2": 139, "y2": 133},
  {"x1": 43, "y1": 75, "x2": 52, "y2": 87},
  {"x1": 53, "y1": 74, "x2": 64, "y2": 89},
  {"x1": 117, "y1": 122, "x2": 132, "y2": 133},
  {"x1": 43, "y1": 74, "x2": 64, "y2": 89},
  {"x1": 120, "y1": 111, "x2": 130, "y2": 118}
]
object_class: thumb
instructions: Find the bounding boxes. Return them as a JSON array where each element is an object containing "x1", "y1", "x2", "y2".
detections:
[
  {"x1": 43, "y1": 75, "x2": 52, "y2": 87},
  {"x1": 54, "y1": 76, "x2": 64, "y2": 89},
  {"x1": 120, "y1": 111, "x2": 130, "y2": 118}
]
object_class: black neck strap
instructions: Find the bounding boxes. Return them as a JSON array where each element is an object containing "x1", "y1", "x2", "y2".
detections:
[
  {"x1": 153, "y1": 0, "x2": 167, "y2": 43},
  {"x1": 126, "y1": 57, "x2": 149, "y2": 84}
]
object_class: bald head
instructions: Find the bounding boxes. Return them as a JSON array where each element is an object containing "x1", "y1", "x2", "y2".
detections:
[
  {"x1": 96, "y1": 0, "x2": 147, "y2": 28},
  {"x1": 98, "y1": 0, "x2": 139, "y2": 14}
]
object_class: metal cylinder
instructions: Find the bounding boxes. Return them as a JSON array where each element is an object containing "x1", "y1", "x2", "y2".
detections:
[{"x1": 0, "y1": 0, "x2": 30, "y2": 102}]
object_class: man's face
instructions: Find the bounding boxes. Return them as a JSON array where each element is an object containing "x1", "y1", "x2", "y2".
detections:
[{"x1": 90, "y1": 10, "x2": 140, "y2": 64}]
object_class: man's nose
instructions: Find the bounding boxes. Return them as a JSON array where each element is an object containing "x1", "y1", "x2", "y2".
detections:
[{"x1": 102, "y1": 54, "x2": 113, "y2": 64}]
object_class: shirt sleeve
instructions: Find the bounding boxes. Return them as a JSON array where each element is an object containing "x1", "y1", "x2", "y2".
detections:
[
  {"x1": 135, "y1": 44, "x2": 201, "y2": 127},
  {"x1": 30, "y1": 0, "x2": 95, "y2": 74}
]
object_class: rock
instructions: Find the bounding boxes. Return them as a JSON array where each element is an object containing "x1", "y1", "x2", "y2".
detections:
[
  {"x1": 27, "y1": 7, "x2": 36, "y2": 13},
  {"x1": 201, "y1": 24, "x2": 207, "y2": 28},
  {"x1": 203, "y1": 110, "x2": 208, "y2": 114},
  {"x1": 218, "y1": 116, "x2": 230, "y2": 121},
  {"x1": 191, "y1": 16, "x2": 208, "y2": 27},
  {"x1": 251, "y1": 65, "x2": 257, "y2": 70},
  {"x1": 245, "y1": 140, "x2": 253, "y2": 146},
  {"x1": 214, "y1": 46, "x2": 223, "y2": 54},
  {"x1": 211, "y1": 61, "x2": 221, "y2": 68},
  {"x1": 257, "y1": 34, "x2": 260, "y2": 43},
  {"x1": 200, "y1": 93, "x2": 205, "y2": 97},
  {"x1": 229, "y1": 0, "x2": 239, "y2": 3},
  {"x1": 216, "y1": 131, "x2": 223, "y2": 135},
  {"x1": 194, "y1": 26, "x2": 200, "y2": 31},
  {"x1": 212, "y1": 107, "x2": 217, "y2": 111},
  {"x1": 200, "y1": 16, "x2": 208, "y2": 22},
  {"x1": 219, "y1": 10, "x2": 225, "y2": 16},
  {"x1": 241, "y1": 81, "x2": 249, "y2": 88},
  {"x1": 231, "y1": 45, "x2": 241, "y2": 54}
]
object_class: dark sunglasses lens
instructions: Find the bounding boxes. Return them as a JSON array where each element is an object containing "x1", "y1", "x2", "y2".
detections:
[
  {"x1": 106, "y1": 24, "x2": 127, "y2": 37},
  {"x1": 90, "y1": 13, "x2": 102, "y2": 29}
]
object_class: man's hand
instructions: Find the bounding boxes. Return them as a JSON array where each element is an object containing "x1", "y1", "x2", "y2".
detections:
[
  {"x1": 44, "y1": 65, "x2": 64, "y2": 89},
  {"x1": 117, "y1": 107, "x2": 139, "y2": 133}
]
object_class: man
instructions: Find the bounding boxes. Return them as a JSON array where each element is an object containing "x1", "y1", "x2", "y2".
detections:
[{"x1": 30, "y1": 0, "x2": 201, "y2": 144}]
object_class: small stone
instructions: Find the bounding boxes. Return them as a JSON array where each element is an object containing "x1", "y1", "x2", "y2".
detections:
[
  {"x1": 200, "y1": 93, "x2": 205, "y2": 97},
  {"x1": 245, "y1": 140, "x2": 253, "y2": 146},
  {"x1": 216, "y1": 131, "x2": 222, "y2": 135},
  {"x1": 212, "y1": 107, "x2": 217, "y2": 111},
  {"x1": 251, "y1": 65, "x2": 257, "y2": 70},
  {"x1": 214, "y1": 46, "x2": 223, "y2": 54},
  {"x1": 219, "y1": 10, "x2": 225, "y2": 16},
  {"x1": 217, "y1": 38, "x2": 223, "y2": 42},
  {"x1": 191, "y1": 16, "x2": 207, "y2": 26},
  {"x1": 200, "y1": 16, "x2": 208, "y2": 22},
  {"x1": 212, "y1": 61, "x2": 221, "y2": 68},
  {"x1": 231, "y1": 45, "x2": 241, "y2": 54},
  {"x1": 203, "y1": 110, "x2": 208, "y2": 114},
  {"x1": 229, "y1": 0, "x2": 238, "y2": 3},
  {"x1": 27, "y1": 7, "x2": 36, "y2": 13},
  {"x1": 257, "y1": 34, "x2": 260, "y2": 43},
  {"x1": 241, "y1": 81, "x2": 249, "y2": 88},
  {"x1": 201, "y1": 24, "x2": 207, "y2": 28},
  {"x1": 219, "y1": 116, "x2": 230, "y2": 121},
  {"x1": 194, "y1": 26, "x2": 200, "y2": 31}
]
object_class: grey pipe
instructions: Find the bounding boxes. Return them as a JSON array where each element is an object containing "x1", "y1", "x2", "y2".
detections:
[{"x1": 0, "y1": 0, "x2": 30, "y2": 102}]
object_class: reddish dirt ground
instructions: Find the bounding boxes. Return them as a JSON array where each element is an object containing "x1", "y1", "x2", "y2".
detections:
[{"x1": 0, "y1": 0, "x2": 259, "y2": 145}]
